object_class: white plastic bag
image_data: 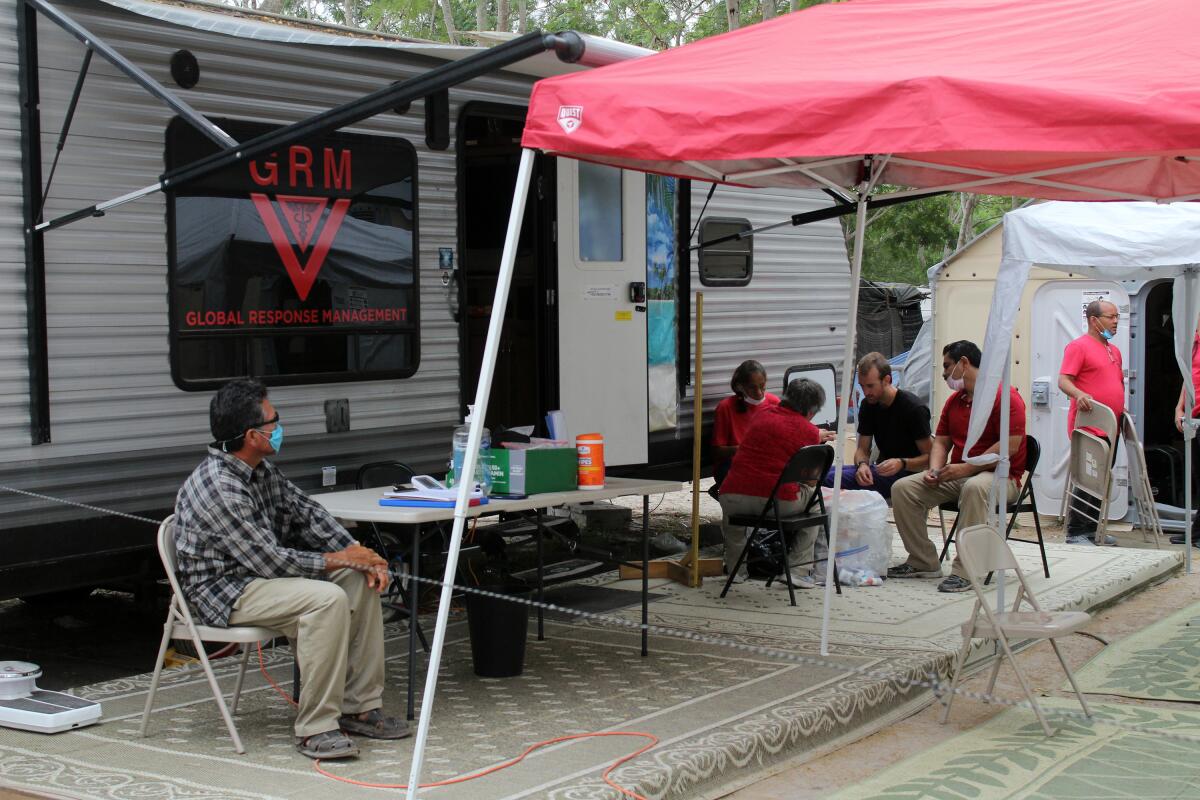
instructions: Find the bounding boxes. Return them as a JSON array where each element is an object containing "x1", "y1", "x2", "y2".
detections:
[{"x1": 820, "y1": 488, "x2": 891, "y2": 577}]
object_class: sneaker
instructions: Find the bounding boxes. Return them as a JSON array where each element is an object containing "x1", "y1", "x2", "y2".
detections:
[
  {"x1": 772, "y1": 572, "x2": 815, "y2": 589},
  {"x1": 1100, "y1": 534, "x2": 1117, "y2": 546},
  {"x1": 1065, "y1": 535, "x2": 1097, "y2": 546},
  {"x1": 1169, "y1": 534, "x2": 1200, "y2": 547},
  {"x1": 937, "y1": 575, "x2": 972, "y2": 593},
  {"x1": 887, "y1": 563, "x2": 943, "y2": 579}
]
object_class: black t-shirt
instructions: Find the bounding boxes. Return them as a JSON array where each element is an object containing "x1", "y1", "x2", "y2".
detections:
[{"x1": 857, "y1": 389, "x2": 931, "y2": 461}]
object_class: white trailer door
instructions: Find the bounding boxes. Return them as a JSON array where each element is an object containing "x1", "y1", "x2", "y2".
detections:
[
  {"x1": 1029, "y1": 281, "x2": 1130, "y2": 520},
  {"x1": 556, "y1": 160, "x2": 648, "y2": 465}
]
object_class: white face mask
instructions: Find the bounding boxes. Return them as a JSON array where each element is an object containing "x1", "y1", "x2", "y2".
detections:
[
  {"x1": 743, "y1": 394, "x2": 764, "y2": 406},
  {"x1": 945, "y1": 361, "x2": 966, "y2": 392}
]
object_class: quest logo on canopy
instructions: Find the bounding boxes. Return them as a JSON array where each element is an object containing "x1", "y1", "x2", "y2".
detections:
[{"x1": 557, "y1": 105, "x2": 583, "y2": 134}]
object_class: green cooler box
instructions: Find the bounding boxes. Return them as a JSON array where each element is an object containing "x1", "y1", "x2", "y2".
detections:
[{"x1": 486, "y1": 447, "x2": 577, "y2": 495}]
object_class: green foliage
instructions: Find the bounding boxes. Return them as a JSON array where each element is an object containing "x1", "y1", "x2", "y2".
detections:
[{"x1": 845, "y1": 192, "x2": 1023, "y2": 287}]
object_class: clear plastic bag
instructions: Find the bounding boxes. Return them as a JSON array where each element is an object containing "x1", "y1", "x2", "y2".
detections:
[{"x1": 820, "y1": 488, "x2": 891, "y2": 577}]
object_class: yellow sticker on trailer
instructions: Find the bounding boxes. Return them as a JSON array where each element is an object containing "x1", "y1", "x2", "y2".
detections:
[{"x1": 614, "y1": 310, "x2": 633, "y2": 321}]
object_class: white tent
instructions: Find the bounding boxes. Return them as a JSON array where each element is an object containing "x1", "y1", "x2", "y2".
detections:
[{"x1": 967, "y1": 201, "x2": 1200, "y2": 573}]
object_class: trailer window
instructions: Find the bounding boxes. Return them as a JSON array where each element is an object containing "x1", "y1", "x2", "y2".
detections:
[
  {"x1": 578, "y1": 161, "x2": 623, "y2": 262},
  {"x1": 165, "y1": 117, "x2": 418, "y2": 389}
]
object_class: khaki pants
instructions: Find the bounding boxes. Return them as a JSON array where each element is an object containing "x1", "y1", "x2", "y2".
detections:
[
  {"x1": 229, "y1": 568, "x2": 384, "y2": 738},
  {"x1": 891, "y1": 472, "x2": 1019, "y2": 577},
  {"x1": 719, "y1": 486, "x2": 817, "y2": 575}
]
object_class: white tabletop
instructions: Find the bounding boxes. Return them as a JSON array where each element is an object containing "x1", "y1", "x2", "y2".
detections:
[{"x1": 313, "y1": 476, "x2": 684, "y2": 524}]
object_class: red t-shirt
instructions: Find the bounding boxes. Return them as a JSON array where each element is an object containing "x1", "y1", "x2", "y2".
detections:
[
  {"x1": 712, "y1": 393, "x2": 781, "y2": 451},
  {"x1": 935, "y1": 387, "x2": 1027, "y2": 477},
  {"x1": 721, "y1": 404, "x2": 821, "y2": 501},
  {"x1": 1191, "y1": 333, "x2": 1200, "y2": 419},
  {"x1": 1060, "y1": 333, "x2": 1124, "y2": 435}
]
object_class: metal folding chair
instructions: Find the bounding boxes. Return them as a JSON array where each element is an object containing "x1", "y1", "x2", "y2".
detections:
[
  {"x1": 1120, "y1": 414, "x2": 1166, "y2": 547},
  {"x1": 939, "y1": 434, "x2": 1049, "y2": 580},
  {"x1": 940, "y1": 524, "x2": 1092, "y2": 736},
  {"x1": 1059, "y1": 403, "x2": 1119, "y2": 544},
  {"x1": 719, "y1": 444, "x2": 841, "y2": 606},
  {"x1": 139, "y1": 515, "x2": 285, "y2": 754}
]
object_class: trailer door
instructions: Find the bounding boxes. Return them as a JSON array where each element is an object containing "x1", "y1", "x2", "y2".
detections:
[
  {"x1": 556, "y1": 161, "x2": 648, "y2": 465},
  {"x1": 1029, "y1": 281, "x2": 1130, "y2": 520}
]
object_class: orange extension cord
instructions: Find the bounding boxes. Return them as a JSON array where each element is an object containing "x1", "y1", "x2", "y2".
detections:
[{"x1": 256, "y1": 632, "x2": 657, "y2": 797}]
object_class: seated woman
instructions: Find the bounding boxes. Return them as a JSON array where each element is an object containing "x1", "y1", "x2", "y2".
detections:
[
  {"x1": 718, "y1": 378, "x2": 828, "y2": 587},
  {"x1": 710, "y1": 360, "x2": 780, "y2": 498}
]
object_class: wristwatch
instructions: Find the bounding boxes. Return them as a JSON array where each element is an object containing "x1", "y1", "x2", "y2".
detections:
[{"x1": 856, "y1": 460, "x2": 869, "y2": 468}]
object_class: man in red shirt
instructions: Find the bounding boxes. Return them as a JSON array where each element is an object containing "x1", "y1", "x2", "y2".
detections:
[
  {"x1": 719, "y1": 378, "x2": 827, "y2": 586},
  {"x1": 1172, "y1": 318, "x2": 1200, "y2": 546},
  {"x1": 1059, "y1": 299, "x2": 1125, "y2": 544},
  {"x1": 889, "y1": 340, "x2": 1027, "y2": 593}
]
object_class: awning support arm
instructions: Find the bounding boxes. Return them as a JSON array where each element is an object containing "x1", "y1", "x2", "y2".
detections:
[
  {"x1": 690, "y1": 189, "x2": 949, "y2": 251},
  {"x1": 39, "y1": 47, "x2": 92, "y2": 220},
  {"x1": 34, "y1": 29, "x2": 583, "y2": 233},
  {"x1": 25, "y1": 0, "x2": 237, "y2": 149}
]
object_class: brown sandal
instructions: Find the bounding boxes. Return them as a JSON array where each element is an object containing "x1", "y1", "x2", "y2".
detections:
[
  {"x1": 338, "y1": 709, "x2": 412, "y2": 740},
  {"x1": 296, "y1": 729, "x2": 359, "y2": 759}
]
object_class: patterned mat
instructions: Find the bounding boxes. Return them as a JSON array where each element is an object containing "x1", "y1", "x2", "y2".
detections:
[
  {"x1": 830, "y1": 699, "x2": 1200, "y2": 799},
  {"x1": 0, "y1": 533, "x2": 1180, "y2": 800},
  {"x1": 1070, "y1": 601, "x2": 1200, "y2": 702}
]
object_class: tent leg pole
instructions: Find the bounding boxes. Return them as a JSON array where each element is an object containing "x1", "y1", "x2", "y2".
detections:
[
  {"x1": 404, "y1": 148, "x2": 536, "y2": 800},
  {"x1": 690, "y1": 293, "x2": 704, "y2": 586},
  {"x1": 820, "y1": 193, "x2": 867, "y2": 656}
]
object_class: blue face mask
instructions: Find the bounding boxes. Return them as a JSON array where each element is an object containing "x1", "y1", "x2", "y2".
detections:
[
  {"x1": 1100, "y1": 328, "x2": 1116, "y2": 341},
  {"x1": 253, "y1": 423, "x2": 284, "y2": 454}
]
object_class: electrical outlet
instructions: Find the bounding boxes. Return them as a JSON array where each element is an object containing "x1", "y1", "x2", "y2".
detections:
[{"x1": 322, "y1": 466, "x2": 337, "y2": 487}]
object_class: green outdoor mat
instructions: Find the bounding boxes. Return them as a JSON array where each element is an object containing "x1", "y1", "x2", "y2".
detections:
[
  {"x1": 1070, "y1": 602, "x2": 1200, "y2": 702},
  {"x1": 831, "y1": 699, "x2": 1200, "y2": 800}
]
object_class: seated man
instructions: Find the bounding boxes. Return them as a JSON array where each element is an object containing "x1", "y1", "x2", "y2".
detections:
[
  {"x1": 719, "y1": 378, "x2": 827, "y2": 587},
  {"x1": 887, "y1": 340, "x2": 1027, "y2": 593},
  {"x1": 174, "y1": 379, "x2": 408, "y2": 760},
  {"x1": 824, "y1": 352, "x2": 932, "y2": 499}
]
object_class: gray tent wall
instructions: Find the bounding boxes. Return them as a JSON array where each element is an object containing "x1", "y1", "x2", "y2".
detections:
[{"x1": 1, "y1": 0, "x2": 853, "y2": 598}]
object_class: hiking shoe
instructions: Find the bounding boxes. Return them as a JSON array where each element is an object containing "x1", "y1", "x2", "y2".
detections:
[
  {"x1": 296, "y1": 729, "x2": 359, "y2": 759},
  {"x1": 937, "y1": 575, "x2": 972, "y2": 593},
  {"x1": 1065, "y1": 535, "x2": 1097, "y2": 546},
  {"x1": 771, "y1": 572, "x2": 815, "y2": 589},
  {"x1": 338, "y1": 709, "x2": 412, "y2": 740},
  {"x1": 887, "y1": 563, "x2": 943, "y2": 579}
]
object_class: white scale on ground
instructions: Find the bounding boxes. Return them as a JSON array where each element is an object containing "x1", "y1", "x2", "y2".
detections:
[{"x1": 0, "y1": 661, "x2": 101, "y2": 733}]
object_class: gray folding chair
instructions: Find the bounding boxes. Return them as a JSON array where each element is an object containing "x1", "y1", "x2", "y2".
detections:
[
  {"x1": 940, "y1": 524, "x2": 1093, "y2": 737},
  {"x1": 1121, "y1": 414, "x2": 1165, "y2": 547},
  {"x1": 139, "y1": 515, "x2": 285, "y2": 754},
  {"x1": 1060, "y1": 403, "x2": 1119, "y2": 544}
]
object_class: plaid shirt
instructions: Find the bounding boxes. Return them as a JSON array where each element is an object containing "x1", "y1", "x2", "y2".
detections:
[{"x1": 174, "y1": 447, "x2": 355, "y2": 626}]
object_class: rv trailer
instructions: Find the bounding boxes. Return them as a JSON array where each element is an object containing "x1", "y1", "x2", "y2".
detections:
[{"x1": 1, "y1": 0, "x2": 853, "y2": 600}]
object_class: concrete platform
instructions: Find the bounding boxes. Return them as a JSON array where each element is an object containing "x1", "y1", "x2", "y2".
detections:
[{"x1": 0, "y1": 528, "x2": 1180, "y2": 800}]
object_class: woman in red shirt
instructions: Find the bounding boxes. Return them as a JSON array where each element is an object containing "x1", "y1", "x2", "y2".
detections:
[
  {"x1": 710, "y1": 360, "x2": 780, "y2": 498},
  {"x1": 719, "y1": 378, "x2": 826, "y2": 585}
]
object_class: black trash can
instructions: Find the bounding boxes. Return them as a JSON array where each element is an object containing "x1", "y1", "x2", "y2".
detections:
[{"x1": 465, "y1": 585, "x2": 531, "y2": 678}]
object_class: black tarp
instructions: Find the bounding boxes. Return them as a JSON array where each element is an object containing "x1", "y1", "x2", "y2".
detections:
[{"x1": 856, "y1": 279, "x2": 926, "y2": 361}]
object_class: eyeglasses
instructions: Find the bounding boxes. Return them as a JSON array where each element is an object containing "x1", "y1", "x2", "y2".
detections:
[
  {"x1": 251, "y1": 413, "x2": 280, "y2": 433},
  {"x1": 1099, "y1": 313, "x2": 1120, "y2": 320}
]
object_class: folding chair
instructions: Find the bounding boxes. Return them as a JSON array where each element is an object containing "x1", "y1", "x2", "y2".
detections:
[
  {"x1": 139, "y1": 515, "x2": 285, "y2": 754},
  {"x1": 1120, "y1": 414, "x2": 1166, "y2": 547},
  {"x1": 1061, "y1": 429, "x2": 1114, "y2": 545},
  {"x1": 1059, "y1": 403, "x2": 1119, "y2": 544},
  {"x1": 939, "y1": 434, "x2": 1050, "y2": 580},
  {"x1": 940, "y1": 524, "x2": 1092, "y2": 737},
  {"x1": 719, "y1": 444, "x2": 841, "y2": 607}
]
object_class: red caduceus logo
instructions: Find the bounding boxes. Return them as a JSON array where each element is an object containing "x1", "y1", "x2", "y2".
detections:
[{"x1": 249, "y1": 145, "x2": 353, "y2": 301}]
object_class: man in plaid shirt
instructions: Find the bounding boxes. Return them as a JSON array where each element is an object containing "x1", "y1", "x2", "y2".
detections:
[{"x1": 175, "y1": 379, "x2": 408, "y2": 759}]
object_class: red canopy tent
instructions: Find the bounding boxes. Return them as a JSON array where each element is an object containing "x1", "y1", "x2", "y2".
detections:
[{"x1": 409, "y1": 2, "x2": 1200, "y2": 792}]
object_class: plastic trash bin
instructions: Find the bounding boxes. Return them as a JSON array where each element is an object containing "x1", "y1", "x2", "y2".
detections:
[{"x1": 465, "y1": 585, "x2": 531, "y2": 678}]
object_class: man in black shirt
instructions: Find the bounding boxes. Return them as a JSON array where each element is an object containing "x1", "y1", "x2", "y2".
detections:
[{"x1": 823, "y1": 352, "x2": 932, "y2": 500}]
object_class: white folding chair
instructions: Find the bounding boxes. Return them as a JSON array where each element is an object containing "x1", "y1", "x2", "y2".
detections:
[
  {"x1": 139, "y1": 515, "x2": 285, "y2": 754},
  {"x1": 1059, "y1": 404, "x2": 1118, "y2": 544},
  {"x1": 940, "y1": 524, "x2": 1093, "y2": 736}
]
